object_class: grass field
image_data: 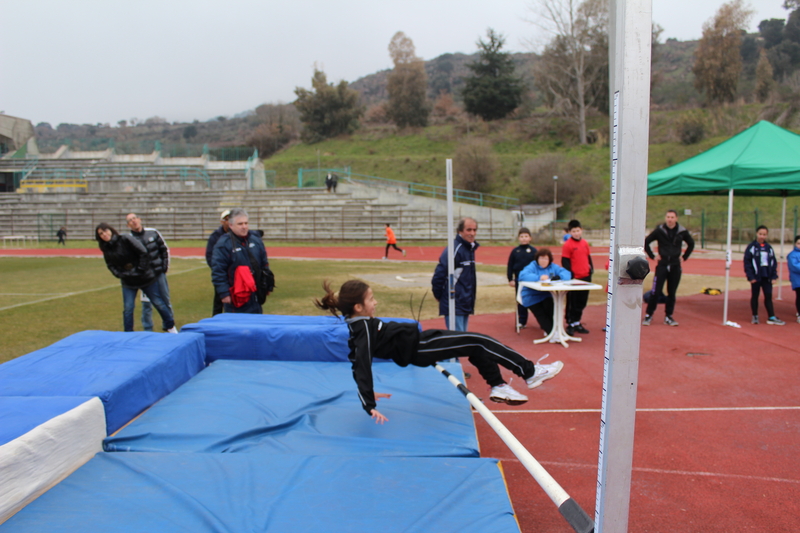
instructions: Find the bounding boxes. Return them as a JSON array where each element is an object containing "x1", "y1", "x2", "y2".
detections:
[{"x1": 1, "y1": 252, "x2": 750, "y2": 364}]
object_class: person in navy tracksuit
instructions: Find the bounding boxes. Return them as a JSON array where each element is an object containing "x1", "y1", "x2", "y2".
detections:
[
  {"x1": 431, "y1": 218, "x2": 478, "y2": 332},
  {"x1": 744, "y1": 226, "x2": 784, "y2": 325},
  {"x1": 211, "y1": 208, "x2": 268, "y2": 315}
]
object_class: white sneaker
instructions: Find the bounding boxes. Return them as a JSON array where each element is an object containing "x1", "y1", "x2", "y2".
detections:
[
  {"x1": 402, "y1": 250, "x2": 406, "y2": 257},
  {"x1": 489, "y1": 384, "x2": 528, "y2": 405},
  {"x1": 526, "y1": 361, "x2": 564, "y2": 389},
  {"x1": 167, "y1": 327, "x2": 179, "y2": 334}
]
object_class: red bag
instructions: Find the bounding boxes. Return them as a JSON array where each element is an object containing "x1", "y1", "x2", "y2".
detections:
[{"x1": 230, "y1": 265, "x2": 257, "y2": 307}]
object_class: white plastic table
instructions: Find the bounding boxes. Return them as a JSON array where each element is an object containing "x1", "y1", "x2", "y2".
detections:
[{"x1": 517, "y1": 279, "x2": 604, "y2": 348}]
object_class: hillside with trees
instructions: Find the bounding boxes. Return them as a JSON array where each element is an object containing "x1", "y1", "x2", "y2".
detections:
[{"x1": 30, "y1": 0, "x2": 800, "y2": 236}]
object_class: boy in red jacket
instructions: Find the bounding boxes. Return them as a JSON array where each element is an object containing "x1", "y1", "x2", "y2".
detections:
[{"x1": 562, "y1": 219, "x2": 593, "y2": 335}]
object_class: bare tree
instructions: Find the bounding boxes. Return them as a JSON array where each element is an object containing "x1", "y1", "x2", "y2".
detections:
[
  {"x1": 692, "y1": 0, "x2": 754, "y2": 104},
  {"x1": 755, "y1": 49, "x2": 776, "y2": 102},
  {"x1": 386, "y1": 32, "x2": 430, "y2": 128},
  {"x1": 527, "y1": 0, "x2": 607, "y2": 144}
]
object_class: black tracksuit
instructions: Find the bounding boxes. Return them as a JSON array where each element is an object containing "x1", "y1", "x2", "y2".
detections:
[
  {"x1": 644, "y1": 223, "x2": 694, "y2": 318},
  {"x1": 345, "y1": 317, "x2": 535, "y2": 415},
  {"x1": 507, "y1": 244, "x2": 537, "y2": 326}
]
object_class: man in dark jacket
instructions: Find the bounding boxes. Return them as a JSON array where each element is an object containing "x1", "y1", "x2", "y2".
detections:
[
  {"x1": 127, "y1": 213, "x2": 172, "y2": 331},
  {"x1": 432, "y1": 217, "x2": 479, "y2": 331},
  {"x1": 206, "y1": 210, "x2": 231, "y2": 316},
  {"x1": 211, "y1": 208, "x2": 268, "y2": 314},
  {"x1": 643, "y1": 210, "x2": 695, "y2": 326}
]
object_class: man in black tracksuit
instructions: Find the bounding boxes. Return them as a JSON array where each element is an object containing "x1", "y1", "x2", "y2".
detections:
[{"x1": 643, "y1": 210, "x2": 695, "y2": 326}]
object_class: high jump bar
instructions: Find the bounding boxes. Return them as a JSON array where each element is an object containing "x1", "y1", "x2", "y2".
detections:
[{"x1": 434, "y1": 364, "x2": 594, "y2": 533}]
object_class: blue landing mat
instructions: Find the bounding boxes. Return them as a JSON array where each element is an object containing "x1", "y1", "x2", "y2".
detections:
[
  {"x1": 104, "y1": 360, "x2": 479, "y2": 457},
  {"x1": 180, "y1": 313, "x2": 418, "y2": 363},
  {"x1": 0, "y1": 331, "x2": 206, "y2": 434},
  {"x1": 0, "y1": 397, "x2": 95, "y2": 446},
  {"x1": 0, "y1": 453, "x2": 520, "y2": 533}
]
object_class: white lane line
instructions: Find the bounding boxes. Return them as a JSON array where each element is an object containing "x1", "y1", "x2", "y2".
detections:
[
  {"x1": 523, "y1": 460, "x2": 800, "y2": 485},
  {"x1": 489, "y1": 406, "x2": 800, "y2": 414},
  {"x1": 0, "y1": 266, "x2": 207, "y2": 312}
]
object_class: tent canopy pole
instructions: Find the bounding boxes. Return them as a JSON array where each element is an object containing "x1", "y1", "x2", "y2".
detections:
[{"x1": 723, "y1": 189, "x2": 734, "y2": 325}]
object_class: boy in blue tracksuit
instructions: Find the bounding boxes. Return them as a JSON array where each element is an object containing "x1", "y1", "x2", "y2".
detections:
[
  {"x1": 787, "y1": 235, "x2": 800, "y2": 323},
  {"x1": 744, "y1": 225, "x2": 784, "y2": 325},
  {"x1": 518, "y1": 248, "x2": 572, "y2": 334}
]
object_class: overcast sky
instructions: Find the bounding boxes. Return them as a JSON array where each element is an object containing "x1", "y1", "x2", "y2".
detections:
[{"x1": 0, "y1": 0, "x2": 788, "y2": 126}]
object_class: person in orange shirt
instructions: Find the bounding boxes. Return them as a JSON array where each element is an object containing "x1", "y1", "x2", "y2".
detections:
[{"x1": 383, "y1": 223, "x2": 406, "y2": 259}]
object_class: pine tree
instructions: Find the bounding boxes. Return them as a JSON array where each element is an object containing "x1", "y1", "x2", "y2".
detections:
[{"x1": 462, "y1": 29, "x2": 524, "y2": 121}]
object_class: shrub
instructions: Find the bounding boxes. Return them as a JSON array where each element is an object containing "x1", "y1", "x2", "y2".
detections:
[
  {"x1": 518, "y1": 154, "x2": 602, "y2": 213},
  {"x1": 453, "y1": 138, "x2": 498, "y2": 193},
  {"x1": 675, "y1": 112, "x2": 706, "y2": 145}
]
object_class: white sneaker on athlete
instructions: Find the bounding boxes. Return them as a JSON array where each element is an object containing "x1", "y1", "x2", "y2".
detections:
[
  {"x1": 526, "y1": 361, "x2": 564, "y2": 389},
  {"x1": 167, "y1": 327, "x2": 179, "y2": 334},
  {"x1": 489, "y1": 384, "x2": 528, "y2": 405},
  {"x1": 402, "y1": 250, "x2": 406, "y2": 257},
  {"x1": 752, "y1": 315, "x2": 759, "y2": 325},
  {"x1": 796, "y1": 314, "x2": 800, "y2": 324},
  {"x1": 642, "y1": 315, "x2": 651, "y2": 326},
  {"x1": 664, "y1": 316, "x2": 679, "y2": 326},
  {"x1": 767, "y1": 316, "x2": 785, "y2": 325}
]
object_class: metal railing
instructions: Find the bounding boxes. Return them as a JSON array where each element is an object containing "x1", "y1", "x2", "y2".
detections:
[{"x1": 296, "y1": 167, "x2": 520, "y2": 210}]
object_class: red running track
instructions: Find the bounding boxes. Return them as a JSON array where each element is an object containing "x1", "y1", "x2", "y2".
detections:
[
  {"x1": 0, "y1": 245, "x2": 747, "y2": 278},
  {"x1": 3, "y1": 245, "x2": 795, "y2": 531}
]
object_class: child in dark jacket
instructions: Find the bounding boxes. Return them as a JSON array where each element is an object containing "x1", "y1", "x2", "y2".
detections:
[
  {"x1": 507, "y1": 227, "x2": 537, "y2": 329},
  {"x1": 744, "y1": 226, "x2": 784, "y2": 325},
  {"x1": 314, "y1": 280, "x2": 564, "y2": 423}
]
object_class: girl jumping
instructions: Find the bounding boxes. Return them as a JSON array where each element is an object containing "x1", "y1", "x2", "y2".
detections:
[{"x1": 314, "y1": 279, "x2": 564, "y2": 424}]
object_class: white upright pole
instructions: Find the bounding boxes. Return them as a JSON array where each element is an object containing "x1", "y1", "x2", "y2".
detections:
[
  {"x1": 446, "y1": 159, "x2": 456, "y2": 330},
  {"x1": 597, "y1": 2, "x2": 652, "y2": 532},
  {"x1": 723, "y1": 189, "x2": 734, "y2": 325},
  {"x1": 778, "y1": 195, "x2": 786, "y2": 300}
]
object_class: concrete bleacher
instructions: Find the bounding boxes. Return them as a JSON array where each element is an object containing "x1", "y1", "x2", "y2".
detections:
[{"x1": 0, "y1": 146, "x2": 529, "y2": 241}]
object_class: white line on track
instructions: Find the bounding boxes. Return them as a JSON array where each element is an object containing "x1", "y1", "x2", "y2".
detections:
[
  {"x1": 0, "y1": 266, "x2": 207, "y2": 312},
  {"x1": 489, "y1": 406, "x2": 800, "y2": 414},
  {"x1": 497, "y1": 459, "x2": 800, "y2": 485}
]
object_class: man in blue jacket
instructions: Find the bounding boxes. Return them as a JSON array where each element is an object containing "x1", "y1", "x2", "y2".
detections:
[
  {"x1": 211, "y1": 208, "x2": 268, "y2": 314},
  {"x1": 432, "y1": 217, "x2": 479, "y2": 331}
]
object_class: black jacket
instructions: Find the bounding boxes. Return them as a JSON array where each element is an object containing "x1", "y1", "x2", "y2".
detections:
[
  {"x1": 645, "y1": 223, "x2": 694, "y2": 266},
  {"x1": 507, "y1": 244, "x2": 537, "y2": 281},
  {"x1": 205, "y1": 226, "x2": 227, "y2": 268},
  {"x1": 130, "y1": 227, "x2": 169, "y2": 275},
  {"x1": 210, "y1": 231, "x2": 268, "y2": 298},
  {"x1": 100, "y1": 234, "x2": 155, "y2": 289},
  {"x1": 346, "y1": 317, "x2": 420, "y2": 414},
  {"x1": 431, "y1": 235, "x2": 479, "y2": 316}
]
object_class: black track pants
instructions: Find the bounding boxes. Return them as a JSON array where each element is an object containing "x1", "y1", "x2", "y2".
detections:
[{"x1": 415, "y1": 329, "x2": 535, "y2": 387}]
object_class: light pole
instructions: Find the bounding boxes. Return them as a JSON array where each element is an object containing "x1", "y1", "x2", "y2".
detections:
[{"x1": 553, "y1": 175, "x2": 558, "y2": 243}]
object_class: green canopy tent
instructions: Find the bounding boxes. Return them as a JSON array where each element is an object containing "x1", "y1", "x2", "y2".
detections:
[{"x1": 648, "y1": 120, "x2": 800, "y2": 325}]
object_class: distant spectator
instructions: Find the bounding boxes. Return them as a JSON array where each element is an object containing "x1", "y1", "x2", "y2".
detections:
[
  {"x1": 331, "y1": 173, "x2": 339, "y2": 193},
  {"x1": 787, "y1": 235, "x2": 800, "y2": 324},
  {"x1": 325, "y1": 173, "x2": 333, "y2": 193},
  {"x1": 562, "y1": 228, "x2": 570, "y2": 243},
  {"x1": 383, "y1": 223, "x2": 406, "y2": 259},
  {"x1": 56, "y1": 226, "x2": 67, "y2": 245},
  {"x1": 211, "y1": 208, "x2": 269, "y2": 314},
  {"x1": 562, "y1": 219, "x2": 593, "y2": 335},
  {"x1": 507, "y1": 227, "x2": 537, "y2": 329},
  {"x1": 744, "y1": 225, "x2": 784, "y2": 325},
  {"x1": 126, "y1": 213, "x2": 172, "y2": 332},
  {"x1": 432, "y1": 217, "x2": 478, "y2": 331},
  {"x1": 95, "y1": 223, "x2": 176, "y2": 333},
  {"x1": 206, "y1": 210, "x2": 231, "y2": 316}
]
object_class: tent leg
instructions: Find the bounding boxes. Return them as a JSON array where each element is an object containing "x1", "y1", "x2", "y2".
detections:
[
  {"x1": 723, "y1": 189, "x2": 734, "y2": 325},
  {"x1": 778, "y1": 195, "x2": 786, "y2": 300}
]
